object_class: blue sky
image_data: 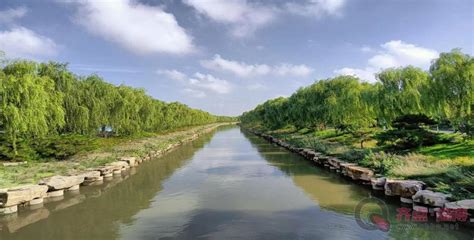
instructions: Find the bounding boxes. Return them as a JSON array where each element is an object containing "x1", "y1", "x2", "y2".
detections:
[{"x1": 0, "y1": 0, "x2": 472, "y2": 116}]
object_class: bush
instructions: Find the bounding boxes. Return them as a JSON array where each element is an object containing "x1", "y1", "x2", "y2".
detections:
[
  {"x1": 360, "y1": 151, "x2": 401, "y2": 175},
  {"x1": 340, "y1": 148, "x2": 370, "y2": 163},
  {"x1": 31, "y1": 135, "x2": 98, "y2": 160}
]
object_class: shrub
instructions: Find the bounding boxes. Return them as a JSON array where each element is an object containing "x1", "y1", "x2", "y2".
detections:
[
  {"x1": 31, "y1": 135, "x2": 99, "y2": 160},
  {"x1": 360, "y1": 151, "x2": 402, "y2": 175}
]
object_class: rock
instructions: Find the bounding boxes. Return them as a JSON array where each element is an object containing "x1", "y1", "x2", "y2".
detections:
[
  {"x1": 346, "y1": 165, "x2": 374, "y2": 181},
  {"x1": 444, "y1": 199, "x2": 474, "y2": 212},
  {"x1": 46, "y1": 190, "x2": 64, "y2": 198},
  {"x1": 67, "y1": 185, "x2": 80, "y2": 191},
  {"x1": 0, "y1": 205, "x2": 18, "y2": 215},
  {"x1": 384, "y1": 179, "x2": 425, "y2": 198},
  {"x1": 412, "y1": 190, "x2": 451, "y2": 207},
  {"x1": 400, "y1": 197, "x2": 413, "y2": 204},
  {"x1": 107, "y1": 161, "x2": 129, "y2": 171},
  {"x1": 340, "y1": 163, "x2": 357, "y2": 176},
  {"x1": 119, "y1": 157, "x2": 137, "y2": 167},
  {"x1": 96, "y1": 166, "x2": 114, "y2": 176},
  {"x1": 78, "y1": 171, "x2": 102, "y2": 182},
  {"x1": 39, "y1": 176, "x2": 84, "y2": 191},
  {"x1": 328, "y1": 157, "x2": 346, "y2": 170},
  {"x1": 371, "y1": 177, "x2": 386, "y2": 190},
  {"x1": 317, "y1": 155, "x2": 330, "y2": 164},
  {"x1": 29, "y1": 198, "x2": 44, "y2": 205},
  {"x1": 0, "y1": 185, "x2": 48, "y2": 207}
]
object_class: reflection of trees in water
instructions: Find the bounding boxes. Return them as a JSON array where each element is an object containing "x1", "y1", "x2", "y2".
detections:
[
  {"x1": 0, "y1": 130, "x2": 217, "y2": 240},
  {"x1": 241, "y1": 130, "x2": 473, "y2": 240}
]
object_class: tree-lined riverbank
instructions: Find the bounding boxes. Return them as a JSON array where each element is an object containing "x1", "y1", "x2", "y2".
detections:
[{"x1": 240, "y1": 49, "x2": 473, "y2": 200}]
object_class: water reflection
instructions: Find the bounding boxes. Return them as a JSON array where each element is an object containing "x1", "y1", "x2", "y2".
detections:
[{"x1": 0, "y1": 127, "x2": 472, "y2": 240}]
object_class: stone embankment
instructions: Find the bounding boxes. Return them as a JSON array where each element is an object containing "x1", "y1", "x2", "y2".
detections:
[
  {"x1": 248, "y1": 129, "x2": 473, "y2": 223},
  {"x1": 0, "y1": 123, "x2": 230, "y2": 217}
]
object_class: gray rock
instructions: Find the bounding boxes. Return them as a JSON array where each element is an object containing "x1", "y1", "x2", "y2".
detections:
[
  {"x1": 119, "y1": 157, "x2": 137, "y2": 167},
  {"x1": 0, "y1": 185, "x2": 48, "y2": 207},
  {"x1": 39, "y1": 176, "x2": 85, "y2": 191},
  {"x1": 384, "y1": 179, "x2": 425, "y2": 198},
  {"x1": 346, "y1": 165, "x2": 374, "y2": 181},
  {"x1": 412, "y1": 190, "x2": 451, "y2": 207}
]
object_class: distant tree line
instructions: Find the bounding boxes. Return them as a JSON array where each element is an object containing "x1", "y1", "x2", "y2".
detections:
[
  {"x1": 241, "y1": 49, "x2": 473, "y2": 135},
  {"x1": 0, "y1": 60, "x2": 233, "y2": 156}
]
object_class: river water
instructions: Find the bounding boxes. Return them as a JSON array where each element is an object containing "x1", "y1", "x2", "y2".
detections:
[{"x1": 0, "y1": 126, "x2": 472, "y2": 239}]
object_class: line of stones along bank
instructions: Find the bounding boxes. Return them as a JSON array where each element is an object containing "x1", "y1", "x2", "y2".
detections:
[
  {"x1": 249, "y1": 129, "x2": 474, "y2": 223},
  {"x1": 0, "y1": 124, "x2": 226, "y2": 216}
]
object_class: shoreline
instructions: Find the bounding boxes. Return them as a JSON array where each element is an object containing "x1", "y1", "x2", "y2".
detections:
[
  {"x1": 0, "y1": 122, "x2": 235, "y2": 216},
  {"x1": 243, "y1": 127, "x2": 474, "y2": 225}
]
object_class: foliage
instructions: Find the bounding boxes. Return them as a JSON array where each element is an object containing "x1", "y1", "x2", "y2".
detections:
[
  {"x1": 360, "y1": 151, "x2": 401, "y2": 175},
  {"x1": 0, "y1": 60, "x2": 235, "y2": 161},
  {"x1": 241, "y1": 50, "x2": 473, "y2": 136}
]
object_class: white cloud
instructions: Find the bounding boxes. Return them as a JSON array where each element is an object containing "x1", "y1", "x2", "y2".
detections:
[
  {"x1": 156, "y1": 69, "x2": 187, "y2": 81},
  {"x1": 334, "y1": 40, "x2": 439, "y2": 82},
  {"x1": 334, "y1": 67, "x2": 376, "y2": 82},
  {"x1": 190, "y1": 72, "x2": 232, "y2": 94},
  {"x1": 184, "y1": 0, "x2": 348, "y2": 37},
  {"x1": 286, "y1": 0, "x2": 346, "y2": 17},
  {"x1": 360, "y1": 46, "x2": 373, "y2": 52},
  {"x1": 0, "y1": 6, "x2": 28, "y2": 23},
  {"x1": 183, "y1": 0, "x2": 276, "y2": 38},
  {"x1": 183, "y1": 88, "x2": 206, "y2": 98},
  {"x1": 0, "y1": 27, "x2": 58, "y2": 58},
  {"x1": 370, "y1": 40, "x2": 438, "y2": 69},
  {"x1": 247, "y1": 83, "x2": 266, "y2": 90},
  {"x1": 72, "y1": 0, "x2": 194, "y2": 55},
  {"x1": 201, "y1": 54, "x2": 313, "y2": 78},
  {"x1": 274, "y1": 64, "x2": 313, "y2": 77}
]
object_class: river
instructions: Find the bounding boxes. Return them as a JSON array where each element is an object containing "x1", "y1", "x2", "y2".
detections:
[{"x1": 0, "y1": 126, "x2": 472, "y2": 239}]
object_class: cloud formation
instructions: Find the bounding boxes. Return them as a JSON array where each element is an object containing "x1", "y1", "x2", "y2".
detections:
[
  {"x1": 0, "y1": 27, "x2": 58, "y2": 58},
  {"x1": 156, "y1": 69, "x2": 188, "y2": 81},
  {"x1": 334, "y1": 40, "x2": 438, "y2": 82},
  {"x1": 0, "y1": 6, "x2": 28, "y2": 23},
  {"x1": 184, "y1": 0, "x2": 276, "y2": 38},
  {"x1": 158, "y1": 70, "x2": 232, "y2": 97},
  {"x1": 73, "y1": 0, "x2": 194, "y2": 55},
  {"x1": 286, "y1": 0, "x2": 346, "y2": 17},
  {"x1": 201, "y1": 54, "x2": 313, "y2": 78},
  {"x1": 184, "y1": 0, "x2": 347, "y2": 37}
]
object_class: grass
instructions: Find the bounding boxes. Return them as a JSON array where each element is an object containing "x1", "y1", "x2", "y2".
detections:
[
  {"x1": 252, "y1": 124, "x2": 474, "y2": 200},
  {"x1": 0, "y1": 123, "x2": 227, "y2": 189}
]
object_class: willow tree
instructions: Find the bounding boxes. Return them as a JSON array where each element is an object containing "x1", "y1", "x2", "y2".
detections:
[
  {"x1": 375, "y1": 66, "x2": 430, "y2": 126},
  {"x1": 0, "y1": 61, "x2": 64, "y2": 156},
  {"x1": 429, "y1": 49, "x2": 474, "y2": 132}
]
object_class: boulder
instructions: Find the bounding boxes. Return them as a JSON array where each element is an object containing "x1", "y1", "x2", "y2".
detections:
[
  {"x1": 371, "y1": 177, "x2": 386, "y2": 190},
  {"x1": 78, "y1": 171, "x2": 102, "y2": 182},
  {"x1": 340, "y1": 163, "x2": 357, "y2": 176},
  {"x1": 412, "y1": 190, "x2": 451, "y2": 207},
  {"x1": 96, "y1": 166, "x2": 114, "y2": 176},
  {"x1": 328, "y1": 157, "x2": 346, "y2": 170},
  {"x1": 39, "y1": 176, "x2": 85, "y2": 191},
  {"x1": 346, "y1": 165, "x2": 374, "y2": 181},
  {"x1": 0, "y1": 185, "x2": 48, "y2": 207},
  {"x1": 107, "y1": 161, "x2": 129, "y2": 171},
  {"x1": 384, "y1": 179, "x2": 425, "y2": 198},
  {"x1": 444, "y1": 199, "x2": 474, "y2": 211},
  {"x1": 119, "y1": 157, "x2": 137, "y2": 167}
]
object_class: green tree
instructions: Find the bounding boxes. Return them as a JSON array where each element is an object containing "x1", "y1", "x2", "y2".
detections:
[
  {"x1": 0, "y1": 61, "x2": 64, "y2": 156},
  {"x1": 429, "y1": 49, "x2": 474, "y2": 132}
]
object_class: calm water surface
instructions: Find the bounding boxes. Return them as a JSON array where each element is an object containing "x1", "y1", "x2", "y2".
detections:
[{"x1": 0, "y1": 126, "x2": 472, "y2": 239}]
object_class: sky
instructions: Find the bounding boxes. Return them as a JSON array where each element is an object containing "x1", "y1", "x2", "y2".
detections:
[{"x1": 0, "y1": 0, "x2": 472, "y2": 116}]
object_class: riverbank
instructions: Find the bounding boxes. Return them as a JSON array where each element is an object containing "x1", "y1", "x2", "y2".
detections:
[
  {"x1": 0, "y1": 123, "x2": 235, "y2": 215},
  {"x1": 243, "y1": 126, "x2": 474, "y2": 223},
  {"x1": 0, "y1": 123, "x2": 235, "y2": 189}
]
